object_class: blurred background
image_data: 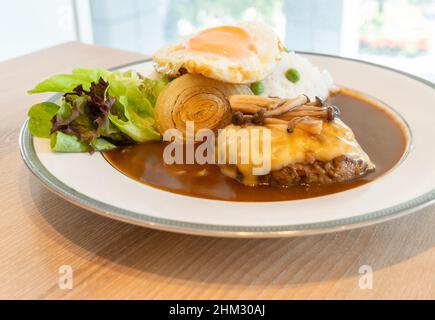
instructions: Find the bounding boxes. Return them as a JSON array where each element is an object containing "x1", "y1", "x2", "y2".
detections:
[{"x1": 1, "y1": 0, "x2": 434, "y2": 81}]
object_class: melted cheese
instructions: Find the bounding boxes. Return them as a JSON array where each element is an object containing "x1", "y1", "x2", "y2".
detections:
[{"x1": 217, "y1": 119, "x2": 374, "y2": 185}]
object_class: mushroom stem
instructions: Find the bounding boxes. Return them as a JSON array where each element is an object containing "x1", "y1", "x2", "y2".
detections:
[
  {"x1": 229, "y1": 95, "x2": 283, "y2": 109},
  {"x1": 264, "y1": 124, "x2": 289, "y2": 132},
  {"x1": 297, "y1": 105, "x2": 327, "y2": 111},
  {"x1": 264, "y1": 118, "x2": 289, "y2": 125},
  {"x1": 230, "y1": 103, "x2": 262, "y2": 114},
  {"x1": 264, "y1": 95, "x2": 309, "y2": 117},
  {"x1": 305, "y1": 96, "x2": 324, "y2": 107},
  {"x1": 280, "y1": 110, "x2": 327, "y2": 121}
]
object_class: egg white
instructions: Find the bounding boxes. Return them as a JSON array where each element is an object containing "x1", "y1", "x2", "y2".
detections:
[{"x1": 153, "y1": 21, "x2": 284, "y2": 84}]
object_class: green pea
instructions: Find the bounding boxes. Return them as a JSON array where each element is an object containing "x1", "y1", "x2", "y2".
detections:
[
  {"x1": 250, "y1": 81, "x2": 265, "y2": 95},
  {"x1": 285, "y1": 68, "x2": 300, "y2": 83}
]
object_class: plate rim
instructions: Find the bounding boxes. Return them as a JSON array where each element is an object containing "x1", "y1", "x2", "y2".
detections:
[{"x1": 19, "y1": 53, "x2": 435, "y2": 238}]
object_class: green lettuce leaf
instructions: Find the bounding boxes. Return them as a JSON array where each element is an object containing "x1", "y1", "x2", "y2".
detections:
[
  {"x1": 107, "y1": 74, "x2": 163, "y2": 142},
  {"x1": 28, "y1": 102, "x2": 60, "y2": 138},
  {"x1": 109, "y1": 96, "x2": 160, "y2": 142},
  {"x1": 140, "y1": 76, "x2": 169, "y2": 107},
  {"x1": 50, "y1": 132, "x2": 116, "y2": 153},
  {"x1": 28, "y1": 68, "x2": 109, "y2": 94}
]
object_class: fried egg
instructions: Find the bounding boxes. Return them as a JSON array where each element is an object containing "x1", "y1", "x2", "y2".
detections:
[{"x1": 153, "y1": 21, "x2": 284, "y2": 84}]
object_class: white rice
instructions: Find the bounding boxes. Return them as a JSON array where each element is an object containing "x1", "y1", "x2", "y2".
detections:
[{"x1": 262, "y1": 51, "x2": 334, "y2": 101}]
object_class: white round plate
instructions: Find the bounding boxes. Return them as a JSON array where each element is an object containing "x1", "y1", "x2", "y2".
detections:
[{"x1": 20, "y1": 53, "x2": 435, "y2": 238}]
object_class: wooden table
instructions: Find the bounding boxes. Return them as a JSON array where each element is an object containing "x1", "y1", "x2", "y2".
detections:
[{"x1": 1, "y1": 42, "x2": 434, "y2": 300}]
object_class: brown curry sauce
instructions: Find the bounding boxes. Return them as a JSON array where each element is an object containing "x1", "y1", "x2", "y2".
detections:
[{"x1": 103, "y1": 89, "x2": 408, "y2": 202}]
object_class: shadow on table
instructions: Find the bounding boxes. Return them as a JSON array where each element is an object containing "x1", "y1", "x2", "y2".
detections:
[{"x1": 27, "y1": 174, "x2": 435, "y2": 286}]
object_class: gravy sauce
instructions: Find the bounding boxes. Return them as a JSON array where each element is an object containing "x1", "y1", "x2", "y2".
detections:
[{"x1": 104, "y1": 89, "x2": 408, "y2": 201}]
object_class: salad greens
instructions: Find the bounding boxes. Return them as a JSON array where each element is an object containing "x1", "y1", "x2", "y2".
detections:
[
  {"x1": 28, "y1": 68, "x2": 168, "y2": 153},
  {"x1": 50, "y1": 132, "x2": 116, "y2": 153}
]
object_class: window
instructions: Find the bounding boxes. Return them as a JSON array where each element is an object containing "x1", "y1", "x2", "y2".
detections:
[{"x1": 2, "y1": 0, "x2": 434, "y2": 81}]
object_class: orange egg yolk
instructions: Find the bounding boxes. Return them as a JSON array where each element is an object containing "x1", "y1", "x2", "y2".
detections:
[{"x1": 187, "y1": 26, "x2": 254, "y2": 59}]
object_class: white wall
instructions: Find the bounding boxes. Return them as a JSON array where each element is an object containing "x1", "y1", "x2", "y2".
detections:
[{"x1": 0, "y1": 0, "x2": 78, "y2": 61}]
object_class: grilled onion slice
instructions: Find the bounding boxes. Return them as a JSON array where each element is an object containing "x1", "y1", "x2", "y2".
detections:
[{"x1": 155, "y1": 74, "x2": 252, "y2": 141}]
